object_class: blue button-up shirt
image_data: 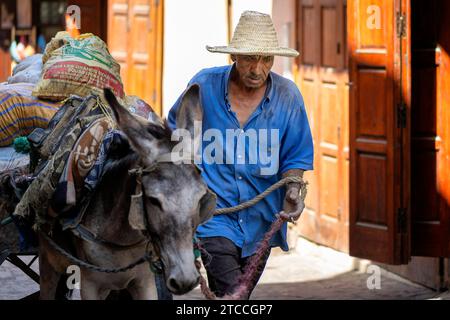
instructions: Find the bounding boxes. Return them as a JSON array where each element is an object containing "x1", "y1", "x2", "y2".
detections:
[{"x1": 168, "y1": 64, "x2": 313, "y2": 257}]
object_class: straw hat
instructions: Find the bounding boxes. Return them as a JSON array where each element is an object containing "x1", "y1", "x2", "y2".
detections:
[{"x1": 206, "y1": 11, "x2": 299, "y2": 58}]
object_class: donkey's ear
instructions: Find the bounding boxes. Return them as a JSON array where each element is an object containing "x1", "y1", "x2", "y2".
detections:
[
  {"x1": 198, "y1": 189, "x2": 216, "y2": 224},
  {"x1": 104, "y1": 88, "x2": 127, "y2": 126},
  {"x1": 104, "y1": 88, "x2": 162, "y2": 164},
  {"x1": 176, "y1": 84, "x2": 203, "y2": 137}
]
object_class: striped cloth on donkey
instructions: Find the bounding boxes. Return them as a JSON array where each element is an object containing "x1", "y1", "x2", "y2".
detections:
[{"x1": 0, "y1": 83, "x2": 61, "y2": 147}]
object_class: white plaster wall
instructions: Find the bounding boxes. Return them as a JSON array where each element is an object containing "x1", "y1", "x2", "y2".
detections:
[
  {"x1": 163, "y1": 0, "x2": 229, "y2": 116},
  {"x1": 271, "y1": 0, "x2": 296, "y2": 79},
  {"x1": 231, "y1": 0, "x2": 272, "y2": 30},
  {"x1": 231, "y1": 1, "x2": 296, "y2": 79}
]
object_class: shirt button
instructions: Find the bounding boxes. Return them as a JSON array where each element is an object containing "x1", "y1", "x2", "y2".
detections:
[
  {"x1": 240, "y1": 219, "x2": 243, "y2": 223},
  {"x1": 238, "y1": 176, "x2": 243, "y2": 180}
]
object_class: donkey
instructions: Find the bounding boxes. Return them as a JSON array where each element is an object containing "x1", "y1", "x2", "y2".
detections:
[{"x1": 38, "y1": 84, "x2": 216, "y2": 299}]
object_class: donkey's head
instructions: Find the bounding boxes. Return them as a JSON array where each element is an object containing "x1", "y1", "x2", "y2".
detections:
[{"x1": 104, "y1": 85, "x2": 215, "y2": 295}]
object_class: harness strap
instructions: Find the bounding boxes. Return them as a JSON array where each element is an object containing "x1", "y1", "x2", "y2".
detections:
[
  {"x1": 71, "y1": 224, "x2": 147, "y2": 250},
  {"x1": 40, "y1": 231, "x2": 154, "y2": 274}
]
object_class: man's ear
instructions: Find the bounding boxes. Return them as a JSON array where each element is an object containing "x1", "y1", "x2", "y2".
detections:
[{"x1": 104, "y1": 88, "x2": 166, "y2": 164}]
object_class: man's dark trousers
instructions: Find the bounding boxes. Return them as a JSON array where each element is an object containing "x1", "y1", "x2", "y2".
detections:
[{"x1": 199, "y1": 236, "x2": 271, "y2": 299}]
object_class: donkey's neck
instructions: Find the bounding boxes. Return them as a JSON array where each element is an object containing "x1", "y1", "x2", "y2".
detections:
[{"x1": 84, "y1": 152, "x2": 145, "y2": 246}]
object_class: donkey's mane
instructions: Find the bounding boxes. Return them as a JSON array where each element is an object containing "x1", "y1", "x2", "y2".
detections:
[
  {"x1": 102, "y1": 119, "x2": 174, "y2": 179},
  {"x1": 146, "y1": 119, "x2": 174, "y2": 142},
  {"x1": 102, "y1": 151, "x2": 139, "y2": 180}
]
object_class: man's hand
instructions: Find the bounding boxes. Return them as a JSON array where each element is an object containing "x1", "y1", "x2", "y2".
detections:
[
  {"x1": 281, "y1": 186, "x2": 305, "y2": 222},
  {"x1": 280, "y1": 169, "x2": 305, "y2": 223}
]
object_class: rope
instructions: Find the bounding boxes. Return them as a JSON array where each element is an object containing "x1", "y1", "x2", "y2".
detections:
[
  {"x1": 195, "y1": 217, "x2": 289, "y2": 300},
  {"x1": 198, "y1": 175, "x2": 308, "y2": 300},
  {"x1": 214, "y1": 176, "x2": 307, "y2": 215},
  {"x1": 40, "y1": 232, "x2": 152, "y2": 273},
  {"x1": 223, "y1": 216, "x2": 285, "y2": 300},
  {"x1": 95, "y1": 96, "x2": 115, "y2": 128},
  {"x1": 195, "y1": 259, "x2": 217, "y2": 300}
]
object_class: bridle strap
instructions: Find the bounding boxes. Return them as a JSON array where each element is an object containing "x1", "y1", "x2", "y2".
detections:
[
  {"x1": 128, "y1": 164, "x2": 163, "y2": 271},
  {"x1": 128, "y1": 163, "x2": 158, "y2": 177}
]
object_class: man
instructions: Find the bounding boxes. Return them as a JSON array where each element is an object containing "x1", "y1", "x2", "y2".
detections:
[{"x1": 168, "y1": 11, "x2": 313, "y2": 299}]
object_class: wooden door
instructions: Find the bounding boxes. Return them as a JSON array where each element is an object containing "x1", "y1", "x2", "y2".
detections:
[
  {"x1": 107, "y1": 0, "x2": 163, "y2": 115},
  {"x1": 439, "y1": 1, "x2": 450, "y2": 256},
  {"x1": 0, "y1": 33, "x2": 10, "y2": 82},
  {"x1": 0, "y1": 0, "x2": 14, "y2": 81},
  {"x1": 107, "y1": 0, "x2": 129, "y2": 95},
  {"x1": 348, "y1": 0, "x2": 411, "y2": 264},
  {"x1": 410, "y1": 0, "x2": 450, "y2": 257},
  {"x1": 295, "y1": 0, "x2": 349, "y2": 253},
  {"x1": 68, "y1": 0, "x2": 107, "y2": 39}
]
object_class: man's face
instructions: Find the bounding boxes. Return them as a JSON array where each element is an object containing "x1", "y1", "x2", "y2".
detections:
[{"x1": 233, "y1": 55, "x2": 274, "y2": 89}]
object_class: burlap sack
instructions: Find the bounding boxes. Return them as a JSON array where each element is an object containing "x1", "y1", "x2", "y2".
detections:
[{"x1": 33, "y1": 32, "x2": 124, "y2": 101}]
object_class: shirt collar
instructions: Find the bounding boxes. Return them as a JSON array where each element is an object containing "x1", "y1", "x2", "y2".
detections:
[{"x1": 224, "y1": 63, "x2": 274, "y2": 107}]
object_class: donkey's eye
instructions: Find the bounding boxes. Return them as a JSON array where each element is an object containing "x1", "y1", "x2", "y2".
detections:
[{"x1": 147, "y1": 196, "x2": 163, "y2": 210}]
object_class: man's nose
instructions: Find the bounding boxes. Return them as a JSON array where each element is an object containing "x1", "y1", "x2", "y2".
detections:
[{"x1": 250, "y1": 59, "x2": 264, "y2": 74}]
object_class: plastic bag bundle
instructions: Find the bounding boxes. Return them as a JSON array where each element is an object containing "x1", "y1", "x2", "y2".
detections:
[{"x1": 7, "y1": 54, "x2": 43, "y2": 85}]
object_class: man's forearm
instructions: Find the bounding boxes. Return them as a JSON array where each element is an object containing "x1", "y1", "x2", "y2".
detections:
[{"x1": 282, "y1": 169, "x2": 304, "y2": 191}]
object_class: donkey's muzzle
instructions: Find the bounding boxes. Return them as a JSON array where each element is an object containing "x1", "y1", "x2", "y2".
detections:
[{"x1": 166, "y1": 271, "x2": 200, "y2": 295}]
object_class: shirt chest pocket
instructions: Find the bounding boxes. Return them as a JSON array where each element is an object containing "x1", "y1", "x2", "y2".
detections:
[{"x1": 248, "y1": 143, "x2": 280, "y2": 180}]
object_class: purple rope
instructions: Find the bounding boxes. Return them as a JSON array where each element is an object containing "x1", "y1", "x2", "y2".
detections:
[{"x1": 196, "y1": 215, "x2": 286, "y2": 300}]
